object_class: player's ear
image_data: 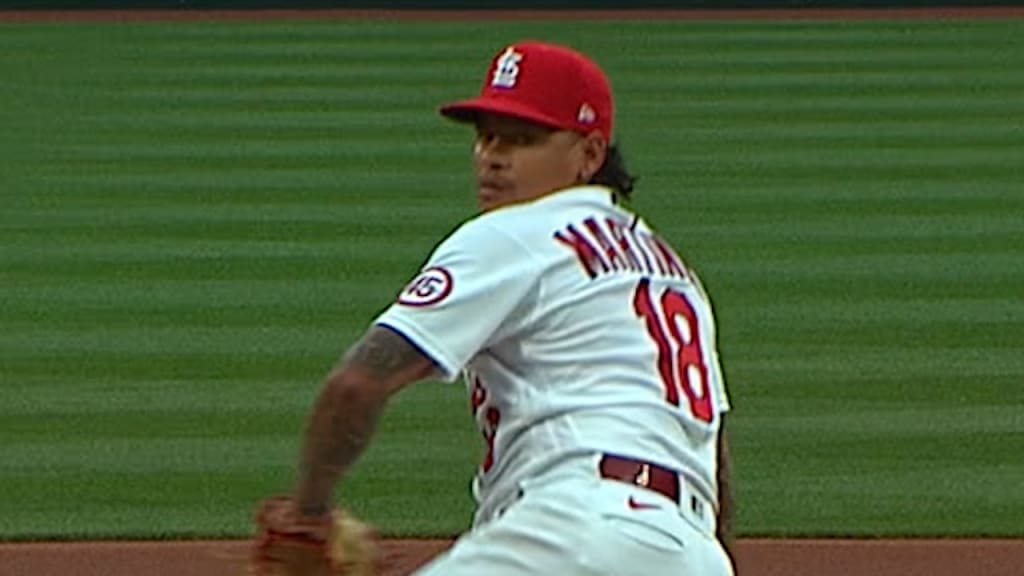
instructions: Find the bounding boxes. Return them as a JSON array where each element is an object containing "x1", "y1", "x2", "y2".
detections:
[{"x1": 577, "y1": 131, "x2": 608, "y2": 182}]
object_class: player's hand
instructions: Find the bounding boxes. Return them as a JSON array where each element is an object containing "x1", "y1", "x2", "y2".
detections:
[{"x1": 250, "y1": 496, "x2": 377, "y2": 576}]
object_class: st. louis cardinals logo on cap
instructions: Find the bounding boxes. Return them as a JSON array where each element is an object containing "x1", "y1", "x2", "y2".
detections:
[
  {"x1": 397, "y1": 266, "x2": 453, "y2": 307},
  {"x1": 490, "y1": 46, "x2": 523, "y2": 88},
  {"x1": 441, "y1": 41, "x2": 614, "y2": 141}
]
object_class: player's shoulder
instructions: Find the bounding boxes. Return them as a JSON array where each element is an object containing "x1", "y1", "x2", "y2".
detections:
[
  {"x1": 474, "y1": 185, "x2": 615, "y2": 233},
  {"x1": 440, "y1": 185, "x2": 618, "y2": 260}
]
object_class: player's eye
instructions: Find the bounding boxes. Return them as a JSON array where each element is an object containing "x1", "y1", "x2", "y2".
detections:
[
  {"x1": 475, "y1": 131, "x2": 497, "y2": 147},
  {"x1": 475, "y1": 128, "x2": 543, "y2": 149},
  {"x1": 510, "y1": 133, "x2": 535, "y2": 146}
]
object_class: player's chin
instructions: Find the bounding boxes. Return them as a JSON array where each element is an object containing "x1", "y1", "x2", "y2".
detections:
[{"x1": 476, "y1": 186, "x2": 509, "y2": 212}]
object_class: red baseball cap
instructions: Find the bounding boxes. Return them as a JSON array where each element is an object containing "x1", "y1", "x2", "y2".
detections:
[{"x1": 440, "y1": 41, "x2": 614, "y2": 141}]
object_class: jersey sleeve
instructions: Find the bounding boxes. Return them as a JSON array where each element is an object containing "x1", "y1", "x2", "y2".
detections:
[{"x1": 374, "y1": 219, "x2": 537, "y2": 382}]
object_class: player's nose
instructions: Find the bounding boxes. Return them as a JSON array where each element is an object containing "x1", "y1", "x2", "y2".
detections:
[{"x1": 473, "y1": 139, "x2": 508, "y2": 170}]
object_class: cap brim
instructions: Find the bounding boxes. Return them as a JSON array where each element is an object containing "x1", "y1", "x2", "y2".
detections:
[{"x1": 439, "y1": 96, "x2": 566, "y2": 131}]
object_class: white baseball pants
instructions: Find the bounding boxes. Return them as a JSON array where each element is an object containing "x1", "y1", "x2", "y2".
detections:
[{"x1": 412, "y1": 465, "x2": 734, "y2": 576}]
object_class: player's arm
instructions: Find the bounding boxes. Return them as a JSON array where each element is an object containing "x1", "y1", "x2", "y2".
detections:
[
  {"x1": 293, "y1": 324, "x2": 437, "y2": 516},
  {"x1": 717, "y1": 418, "x2": 736, "y2": 557}
]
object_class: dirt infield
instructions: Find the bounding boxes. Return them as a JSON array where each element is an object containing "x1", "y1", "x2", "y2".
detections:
[{"x1": 3, "y1": 538, "x2": 1024, "y2": 576}]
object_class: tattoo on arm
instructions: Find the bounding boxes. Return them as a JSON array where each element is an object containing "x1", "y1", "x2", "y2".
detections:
[
  {"x1": 294, "y1": 326, "x2": 433, "y2": 514},
  {"x1": 342, "y1": 326, "x2": 435, "y2": 382}
]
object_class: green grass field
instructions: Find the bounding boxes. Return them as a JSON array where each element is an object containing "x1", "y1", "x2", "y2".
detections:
[{"x1": 1, "y1": 16, "x2": 1022, "y2": 540}]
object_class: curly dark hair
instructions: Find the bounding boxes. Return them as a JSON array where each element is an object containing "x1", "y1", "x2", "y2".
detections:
[{"x1": 589, "y1": 143, "x2": 637, "y2": 203}]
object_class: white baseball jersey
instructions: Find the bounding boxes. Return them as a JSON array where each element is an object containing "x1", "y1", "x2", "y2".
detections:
[{"x1": 375, "y1": 185, "x2": 730, "y2": 524}]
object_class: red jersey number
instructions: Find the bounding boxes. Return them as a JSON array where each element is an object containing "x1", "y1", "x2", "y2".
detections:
[{"x1": 633, "y1": 279, "x2": 713, "y2": 423}]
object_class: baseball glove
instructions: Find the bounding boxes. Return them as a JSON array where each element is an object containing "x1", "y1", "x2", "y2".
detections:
[{"x1": 250, "y1": 496, "x2": 377, "y2": 576}]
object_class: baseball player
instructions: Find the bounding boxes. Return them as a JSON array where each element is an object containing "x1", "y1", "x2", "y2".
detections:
[{"x1": 252, "y1": 41, "x2": 735, "y2": 576}]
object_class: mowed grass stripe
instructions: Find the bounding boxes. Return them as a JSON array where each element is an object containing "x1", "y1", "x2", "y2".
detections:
[
  {"x1": 1, "y1": 381, "x2": 476, "y2": 539},
  {"x1": 0, "y1": 471, "x2": 286, "y2": 539},
  {"x1": 2, "y1": 18, "x2": 1022, "y2": 539},
  {"x1": 1, "y1": 378, "x2": 318, "y2": 415},
  {"x1": 737, "y1": 401, "x2": 1024, "y2": 536}
]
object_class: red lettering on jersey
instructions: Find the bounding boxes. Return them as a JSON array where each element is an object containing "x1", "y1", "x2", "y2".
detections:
[
  {"x1": 553, "y1": 224, "x2": 609, "y2": 278},
  {"x1": 469, "y1": 376, "x2": 501, "y2": 473},
  {"x1": 584, "y1": 217, "x2": 627, "y2": 272},
  {"x1": 605, "y1": 218, "x2": 643, "y2": 273},
  {"x1": 482, "y1": 407, "x2": 500, "y2": 472},
  {"x1": 662, "y1": 289, "x2": 712, "y2": 422},
  {"x1": 634, "y1": 281, "x2": 678, "y2": 406},
  {"x1": 555, "y1": 218, "x2": 690, "y2": 282},
  {"x1": 640, "y1": 234, "x2": 669, "y2": 276},
  {"x1": 471, "y1": 377, "x2": 486, "y2": 412},
  {"x1": 650, "y1": 236, "x2": 690, "y2": 281},
  {"x1": 634, "y1": 279, "x2": 713, "y2": 423},
  {"x1": 623, "y1": 223, "x2": 656, "y2": 276}
]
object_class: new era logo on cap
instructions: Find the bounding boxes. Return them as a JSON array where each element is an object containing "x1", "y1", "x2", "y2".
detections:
[
  {"x1": 440, "y1": 41, "x2": 614, "y2": 141},
  {"x1": 578, "y1": 103, "x2": 596, "y2": 124}
]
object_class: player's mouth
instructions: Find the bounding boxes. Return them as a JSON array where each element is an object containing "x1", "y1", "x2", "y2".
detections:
[{"x1": 476, "y1": 177, "x2": 512, "y2": 204}]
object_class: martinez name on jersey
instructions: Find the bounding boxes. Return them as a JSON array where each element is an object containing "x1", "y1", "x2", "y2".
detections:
[{"x1": 553, "y1": 207, "x2": 694, "y2": 282}]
